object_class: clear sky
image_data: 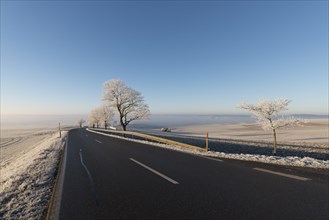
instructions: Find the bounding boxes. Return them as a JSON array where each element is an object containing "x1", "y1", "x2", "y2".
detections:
[{"x1": 1, "y1": 0, "x2": 328, "y2": 116}]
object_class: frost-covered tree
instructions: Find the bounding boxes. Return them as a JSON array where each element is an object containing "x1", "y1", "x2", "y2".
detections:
[
  {"x1": 89, "y1": 108, "x2": 101, "y2": 128},
  {"x1": 77, "y1": 118, "x2": 86, "y2": 128},
  {"x1": 102, "y1": 79, "x2": 150, "y2": 131},
  {"x1": 99, "y1": 104, "x2": 114, "y2": 129},
  {"x1": 89, "y1": 105, "x2": 114, "y2": 129},
  {"x1": 239, "y1": 98, "x2": 304, "y2": 156}
]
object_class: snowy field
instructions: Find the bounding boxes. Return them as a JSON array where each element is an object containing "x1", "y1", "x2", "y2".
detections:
[
  {"x1": 135, "y1": 119, "x2": 329, "y2": 160},
  {"x1": 128, "y1": 119, "x2": 329, "y2": 159},
  {"x1": 0, "y1": 129, "x2": 67, "y2": 219},
  {"x1": 172, "y1": 118, "x2": 329, "y2": 143}
]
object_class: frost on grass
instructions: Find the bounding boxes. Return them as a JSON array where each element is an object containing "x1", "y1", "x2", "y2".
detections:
[
  {"x1": 88, "y1": 129, "x2": 329, "y2": 169},
  {"x1": 0, "y1": 132, "x2": 67, "y2": 219}
]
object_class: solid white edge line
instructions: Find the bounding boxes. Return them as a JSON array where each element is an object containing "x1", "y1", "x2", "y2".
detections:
[
  {"x1": 95, "y1": 140, "x2": 102, "y2": 144},
  {"x1": 253, "y1": 168, "x2": 311, "y2": 181},
  {"x1": 130, "y1": 158, "x2": 179, "y2": 185}
]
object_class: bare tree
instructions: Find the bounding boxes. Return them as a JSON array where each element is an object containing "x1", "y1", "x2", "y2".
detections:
[
  {"x1": 99, "y1": 104, "x2": 114, "y2": 129},
  {"x1": 89, "y1": 108, "x2": 102, "y2": 128},
  {"x1": 77, "y1": 118, "x2": 86, "y2": 128},
  {"x1": 89, "y1": 105, "x2": 114, "y2": 129},
  {"x1": 102, "y1": 79, "x2": 150, "y2": 131},
  {"x1": 239, "y1": 98, "x2": 305, "y2": 156}
]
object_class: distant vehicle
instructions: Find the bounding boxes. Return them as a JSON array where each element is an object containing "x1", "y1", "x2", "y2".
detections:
[{"x1": 161, "y1": 128, "x2": 171, "y2": 132}]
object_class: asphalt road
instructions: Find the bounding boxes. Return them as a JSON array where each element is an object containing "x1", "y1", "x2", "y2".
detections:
[{"x1": 56, "y1": 128, "x2": 328, "y2": 219}]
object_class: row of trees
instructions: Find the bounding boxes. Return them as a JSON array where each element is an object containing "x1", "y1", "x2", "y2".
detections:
[
  {"x1": 77, "y1": 79, "x2": 304, "y2": 156},
  {"x1": 88, "y1": 105, "x2": 114, "y2": 129}
]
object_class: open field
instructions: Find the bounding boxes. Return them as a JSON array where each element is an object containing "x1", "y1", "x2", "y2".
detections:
[
  {"x1": 126, "y1": 118, "x2": 328, "y2": 161},
  {"x1": 172, "y1": 119, "x2": 329, "y2": 144},
  {"x1": 1, "y1": 129, "x2": 57, "y2": 166},
  {"x1": 0, "y1": 128, "x2": 67, "y2": 219}
]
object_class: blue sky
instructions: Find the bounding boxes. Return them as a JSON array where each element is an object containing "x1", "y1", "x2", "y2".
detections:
[{"x1": 1, "y1": 0, "x2": 328, "y2": 115}]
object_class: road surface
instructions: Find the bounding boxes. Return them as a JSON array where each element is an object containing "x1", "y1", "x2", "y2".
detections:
[{"x1": 55, "y1": 128, "x2": 328, "y2": 219}]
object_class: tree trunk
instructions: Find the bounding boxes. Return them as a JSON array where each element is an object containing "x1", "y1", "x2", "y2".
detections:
[
  {"x1": 120, "y1": 118, "x2": 126, "y2": 131},
  {"x1": 272, "y1": 128, "x2": 277, "y2": 156}
]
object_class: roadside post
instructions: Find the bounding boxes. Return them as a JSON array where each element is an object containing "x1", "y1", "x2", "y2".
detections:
[
  {"x1": 206, "y1": 132, "x2": 209, "y2": 152},
  {"x1": 59, "y1": 122, "x2": 61, "y2": 138}
]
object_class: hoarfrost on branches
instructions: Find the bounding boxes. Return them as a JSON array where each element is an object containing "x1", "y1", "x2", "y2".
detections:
[
  {"x1": 77, "y1": 118, "x2": 86, "y2": 128},
  {"x1": 89, "y1": 104, "x2": 114, "y2": 129},
  {"x1": 102, "y1": 79, "x2": 150, "y2": 131},
  {"x1": 239, "y1": 98, "x2": 306, "y2": 156}
]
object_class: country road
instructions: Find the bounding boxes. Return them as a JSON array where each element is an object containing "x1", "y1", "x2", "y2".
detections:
[{"x1": 54, "y1": 128, "x2": 328, "y2": 219}]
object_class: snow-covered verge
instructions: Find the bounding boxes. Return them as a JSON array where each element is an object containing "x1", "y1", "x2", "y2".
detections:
[
  {"x1": 0, "y1": 131, "x2": 67, "y2": 219},
  {"x1": 139, "y1": 141, "x2": 328, "y2": 169},
  {"x1": 138, "y1": 131, "x2": 329, "y2": 160},
  {"x1": 89, "y1": 130, "x2": 329, "y2": 170},
  {"x1": 200, "y1": 151, "x2": 329, "y2": 169}
]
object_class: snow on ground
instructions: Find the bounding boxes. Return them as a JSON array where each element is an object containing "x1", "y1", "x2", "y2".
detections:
[
  {"x1": 172, "y1": 118, "x2": 329, "y2": 143},
  {"x1": 0, "y1": 130, "x2": 67, "y2": 219},
  {"x1": 133, "y1": 119, "x2": 329, "y2": 160},
  {"x1": 1, "y1": 129, "x2": 57, "y2": 168},
  {"x1": 0, "y1": 124, "x2": 327, "y2": 219},
  {"x1": 89, "y1": 129, "x2": 329, "y2": 170}
]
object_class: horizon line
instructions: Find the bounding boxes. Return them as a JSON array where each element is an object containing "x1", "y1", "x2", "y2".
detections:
[{"x1": 1, "y1": 113, "x2": 329, "y2": 116}]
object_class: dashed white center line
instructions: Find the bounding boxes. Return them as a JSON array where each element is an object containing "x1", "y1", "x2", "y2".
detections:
[
  {"x1": 130, "y1": 158, "x2": 179, "y2": 185},
  {"x1": 95, "y1": 140, "x2": 102, "y2": 144},
  {"x1": 204, "y1": 157, "x2": 223, "y2": 162},
  {"x1": 85, "y1": 134, "x2": 88, "y2": 137},
  {"x1": 253, "y1": 168, "x2": 311, "y2": 181}
]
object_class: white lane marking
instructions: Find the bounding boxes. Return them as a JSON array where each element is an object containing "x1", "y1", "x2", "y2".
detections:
[
  {"x1": 79, "y1": 149, "x2": 94, "y2": 183},
  {"x1": 130, "y1": 158, "x2": 179, "y2": 185},
  {"x1": 79, "y1": 149, "x2": 100, "y2": 205},
  {"x1": 204, "y1": 157, "x2": 223, "y2": 162},
  {"x1": 253, "y1": 168, "x2": 311, "y2": 181},
  {"x1": 95, "y1": 140, "x2": 102, "y2": 144},
  {"x1": 86, "y1": 134, "x2": 88, "y2": 137}
]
